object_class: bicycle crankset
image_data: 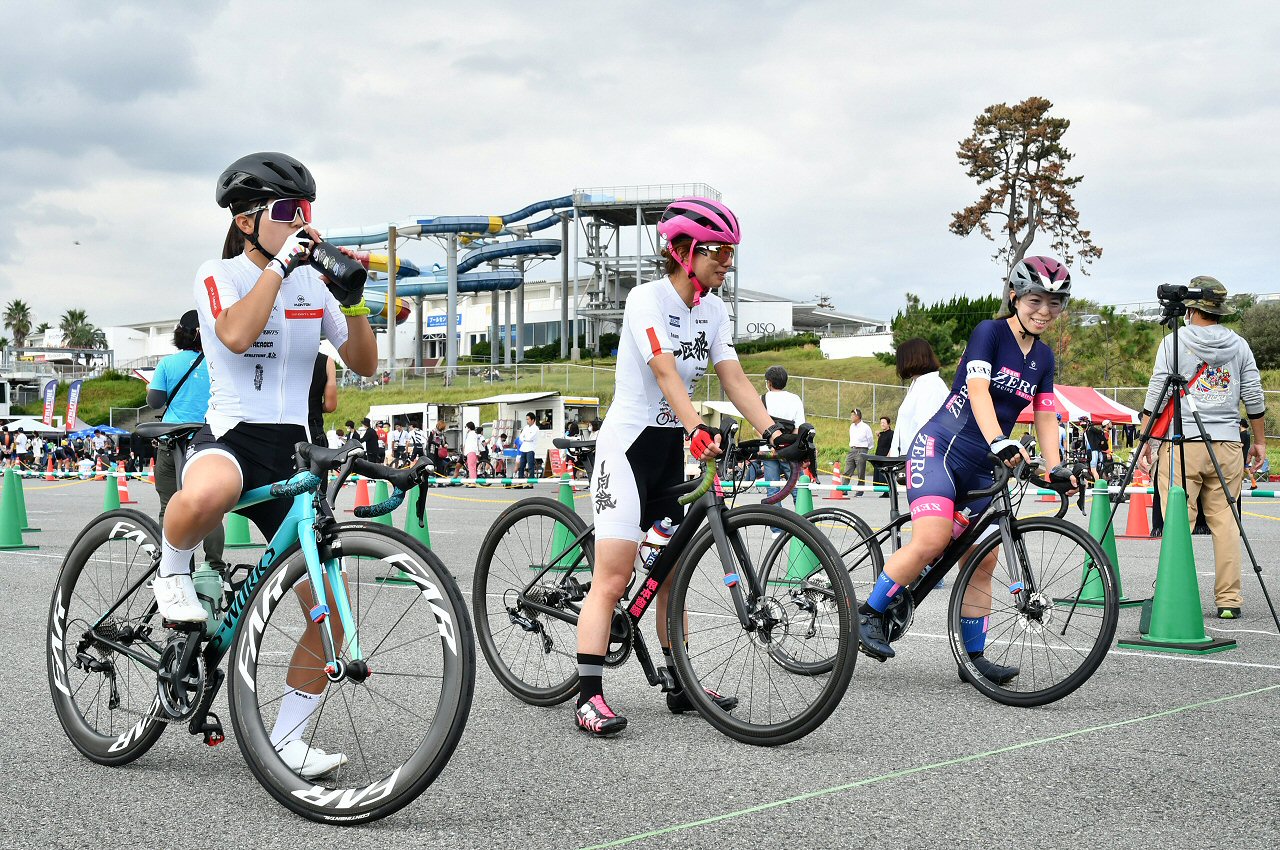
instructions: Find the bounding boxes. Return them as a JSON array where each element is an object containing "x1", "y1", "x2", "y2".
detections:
[
  {"x1": 883, "y1": 591, "x2": 915, "y2": 643},
  {"x1": 604, "y1": 607, "x2": 632, "y2": 668},
  {"x1": 156, "y1": 633, "x2": 208, "y2": 720}
]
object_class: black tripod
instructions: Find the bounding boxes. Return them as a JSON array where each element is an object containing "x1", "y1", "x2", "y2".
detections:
[{"x1": 1096, "y1": 295, "x2": 1279, "y2": 632}]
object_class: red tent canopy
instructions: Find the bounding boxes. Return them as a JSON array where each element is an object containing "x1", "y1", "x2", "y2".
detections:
[{"x1": 1017, "y1": 384, "x2": 1139, "y2": 425}]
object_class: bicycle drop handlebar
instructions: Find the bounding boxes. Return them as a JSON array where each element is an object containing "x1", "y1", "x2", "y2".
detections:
[
  {"x1": 279, "y1": 441, "x2": 435, "y2": 519},
  {"x1": 679, "y1": 423, "x2": 816, "y2": 506}
]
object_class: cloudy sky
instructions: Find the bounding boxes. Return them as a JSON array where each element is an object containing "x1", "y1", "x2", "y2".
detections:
[{"x1": 2, "y1": 1, "x2": 1276, "y2": 331}]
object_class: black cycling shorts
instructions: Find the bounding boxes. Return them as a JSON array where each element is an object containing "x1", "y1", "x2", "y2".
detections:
[
  {"x1": 590, "y1": 426, "x2": 685, "y2": 543},
  {"x1": 186, "y1": 423, "x2": 308, "y2": 542}
]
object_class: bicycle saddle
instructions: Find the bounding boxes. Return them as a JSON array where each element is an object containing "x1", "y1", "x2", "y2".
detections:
[
  {"x1": 136, "y1": 422, "x2": 204, "y2": 441},
  {"x1": 864, "y1": 454, "x2": 907, "y2": 469},
  {"x1": 553, "y1": 438, "x2": 596, "y2": 450}
]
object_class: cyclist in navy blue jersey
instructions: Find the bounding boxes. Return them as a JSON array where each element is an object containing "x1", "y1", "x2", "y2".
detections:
[{"x1": 858, "y1": 257, "x2": 1078, "y2": 684}]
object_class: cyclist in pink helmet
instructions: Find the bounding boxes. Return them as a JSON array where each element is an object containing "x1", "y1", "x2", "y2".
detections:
[
  {"x1": 656, "y1": 197, "x2": 741, "y2": 303},
  {"x1": 574, "y1": 196, "x2": 801, "y2": 736}
]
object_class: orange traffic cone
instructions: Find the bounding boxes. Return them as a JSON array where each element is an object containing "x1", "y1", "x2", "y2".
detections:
[
  {"x1": 1119, "y1": 472, "x2": 1153, "y2": 539},
  {"x1": 94, "y1": 456, "x2": 107, "y2": 481},
  {"x1": 826, "y1": 462, "x2": 848, "y2": 500},
  {"x1": 346, "y1": 476, "x2": 370, "y2": 514},
  {"x1": 116, "y1": 463, "x2": 136, "y2": 504},
  {"x1": 43, "y1": 455, "x2": 56, "y2": 481},
  {"x1": 147, "y1": 458, "x2": 156, "y2": 485}
]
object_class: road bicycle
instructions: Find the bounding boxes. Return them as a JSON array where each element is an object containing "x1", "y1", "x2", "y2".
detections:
[
  {"x1": 473, "y1": 423, "x2": 857, "y2": 746},
  {"x1": 770, "y1": 449, "x2": 1118, "y2": 707},
  {"x1": 47, "y1": 424, "x2": 475, "y2": 824}
]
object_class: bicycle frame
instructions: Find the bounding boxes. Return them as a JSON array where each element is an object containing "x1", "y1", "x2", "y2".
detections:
[
  {"x1": 89, "y1": 475, "x2": 358, "y2": 677},
  {"x1": 517, "y1": 476, "x2": 767, "y2": 691}
]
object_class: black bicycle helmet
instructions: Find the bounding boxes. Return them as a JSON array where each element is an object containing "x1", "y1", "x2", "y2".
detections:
[{"x1": 216, "y1": 152, "x2": 316, "y2": 209}]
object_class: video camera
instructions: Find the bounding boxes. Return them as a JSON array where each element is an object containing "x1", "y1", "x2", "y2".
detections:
[{"x1": 1156, "y1": 283, "x2": 1209, "y2": 304}]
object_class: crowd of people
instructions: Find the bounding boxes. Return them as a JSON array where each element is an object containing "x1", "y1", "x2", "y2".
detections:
[{"x1": 0, "y1": 425, "x2": 143, "y2": 477}]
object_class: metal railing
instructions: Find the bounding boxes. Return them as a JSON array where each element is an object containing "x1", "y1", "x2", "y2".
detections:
[{"x1": 574, "y1": 184, "x2": 721, "y2": 205}]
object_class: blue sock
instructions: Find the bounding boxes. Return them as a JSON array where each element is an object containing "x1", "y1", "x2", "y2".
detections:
[
  {"x1": 960, "y1": 616, "x2": 987, "y2": 654},
  {"x1": 866, "y1": 571, "x2": 902, "y2": 613}
]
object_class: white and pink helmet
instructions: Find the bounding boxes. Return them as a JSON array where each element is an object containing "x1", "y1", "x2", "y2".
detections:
[
  {"x1": 1008, "y1": 256, "x2": 1072, "y2": 301},
  {"x1": 658, "y1": 197, "x2": 740, "y2": 300}
]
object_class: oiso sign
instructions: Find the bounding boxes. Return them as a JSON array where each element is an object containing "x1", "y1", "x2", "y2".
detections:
[{"x1": 736, "y1": 302, "x2": 793, "y2": 339}]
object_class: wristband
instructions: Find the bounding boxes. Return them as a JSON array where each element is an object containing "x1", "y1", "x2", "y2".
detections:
[
  {"x1": 340, "y1": 299, "x2": 371, "y2": 317},
  {"x1": 267, "y1": 258, "x2": 287, "y2": 279}
]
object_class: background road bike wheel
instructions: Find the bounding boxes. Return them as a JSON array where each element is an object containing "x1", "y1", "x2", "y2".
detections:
[
  {"x1": 476, "y1": 460, "x2": 496, "y2": 486},
  {"x1": 669, "y1": 507, "x2": 857, "y2": 746},
  {"x1": 228, "y1": 524, "x2": 475, "y2": 824},
  {"x1": 949, "y1": 516, "x2": 1118, "y2": 707},
  {"x1": 473, "y1": 497, "x2": 589, "y2": 706},
  {"x1": 48, "y1": 509, "x2": 167, "y2": 765},
  {"x1": 803, "y1": 507, "x2": 884, "y2": 594}
]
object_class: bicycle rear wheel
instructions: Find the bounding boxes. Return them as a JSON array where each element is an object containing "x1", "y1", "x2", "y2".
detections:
[
  {"x1": 668, "y1": 507, "x2": 856, "y2": 746},
  {"x1": 48, "y1": 509, "x2": 167, "y2": 765},
  {"x1": 228, "y1": 523, "x2": 474, "y2": 825},
  {"x1": 473, "y1": 497, "x2": 591, "y2": 706},
  {"x1": 803, "y1": 507, "x2": 884, "y2": 594},
  {"x1": 949, "y1": 516, "x2": 1118, "y2": 707}
]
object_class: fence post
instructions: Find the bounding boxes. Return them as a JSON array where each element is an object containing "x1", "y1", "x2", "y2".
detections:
[{"x1": 837, "y1": 381, "x2": 841, "y2": 419}]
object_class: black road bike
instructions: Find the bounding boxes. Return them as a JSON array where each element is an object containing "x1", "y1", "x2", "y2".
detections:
[
  {"x1": 773, "y1": 451, "x2": 1118, "y2": 707},
  {"x1": 473, "y1": 424, "x2": 857, "y2": 746}
]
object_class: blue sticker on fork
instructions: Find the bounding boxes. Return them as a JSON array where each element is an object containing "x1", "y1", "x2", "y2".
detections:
[
  {"x1": 724, "y1": 573, "x2": 739, "y2": 587},
  {"x1": 1009, "y1": 581, "x2": 1025, "y2": 595}
]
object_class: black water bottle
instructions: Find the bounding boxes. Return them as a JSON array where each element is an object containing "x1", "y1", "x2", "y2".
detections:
[{"x1": 310, "y1": 241, "x2": 367, "y2": 306}]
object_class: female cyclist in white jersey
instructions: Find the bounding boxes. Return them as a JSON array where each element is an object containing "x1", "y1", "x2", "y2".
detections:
[
  {"x1": 575, "y1": 197, "x2": 800, "y2": 736},
  {"x1": 151, "y1": 152, "x2": 377, "y2": 775}
]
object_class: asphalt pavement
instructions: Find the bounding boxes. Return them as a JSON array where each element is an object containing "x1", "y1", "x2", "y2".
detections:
[{"x1": 4, "y1": 475, "x2": 1279, "y2": 849}]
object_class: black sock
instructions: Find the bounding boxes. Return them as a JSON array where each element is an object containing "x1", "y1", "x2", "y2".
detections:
[{"x1": 577, "y1": 653, "x2": 605, "y2": 708}]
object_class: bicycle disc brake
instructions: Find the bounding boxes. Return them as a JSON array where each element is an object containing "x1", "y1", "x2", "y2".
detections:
[{"x1": 156, "y1": 633, "x2": 207, "y2": 720}]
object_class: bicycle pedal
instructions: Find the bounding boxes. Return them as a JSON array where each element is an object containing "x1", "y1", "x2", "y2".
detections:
[{"x1": 162, "y1": 619, "x2": 204, "y2": 633}]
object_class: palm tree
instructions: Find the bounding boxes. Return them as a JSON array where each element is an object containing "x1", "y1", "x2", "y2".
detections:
[
  {"x1": 34, "y1": 321, "x2": 51, "y2": 334},
  {"x1": 3, "y1": 299, "x2": 33, "y2": 349},
  {"x1": 60, "y1": 309, "x2": 107, "y2": 363}
]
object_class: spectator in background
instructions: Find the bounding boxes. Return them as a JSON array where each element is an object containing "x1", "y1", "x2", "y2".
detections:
[
  {"x1": 1139, "y1": 276, "x2": 1266, "y2": 619},
  {"x1": 888, "y1": 338, "x2": 950, "y2": 460},
  {"x1": 358, "y1": 417, "x2": 382, "y2": 463},
  {"x1": 761, "y1": 365, "x2": 805, "y2": 509},
  {"x1": 518, "y1": 412, "x2": 540, "y2": 483},
  {"x1": 846, "y1": 408, "x2": 874, "y2": 496},
  {"x1": 331, "y1": 426, "x2": 346, "y2": 449},
  {"x1": 307, "y1": 352, "x2": 337, "y2": 448},
  {"x1": 147, "y1": 309, "x2": 225, "y2": 571},
  {"x1": 463, "y1": 421, "x2": 481, "y2": 482},
  {"x1": 873, "y1": 416, "x2": 894, "y2": 497}
]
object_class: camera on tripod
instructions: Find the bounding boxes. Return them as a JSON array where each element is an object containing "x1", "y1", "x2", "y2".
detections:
[{"x1": 1156, "y1": 283, "x2": 1209, "y2": 305}]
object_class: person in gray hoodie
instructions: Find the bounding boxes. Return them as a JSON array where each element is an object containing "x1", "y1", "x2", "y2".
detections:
[{"x1": 1138, "y1": 276, "x2": 1266, "y2": 619}]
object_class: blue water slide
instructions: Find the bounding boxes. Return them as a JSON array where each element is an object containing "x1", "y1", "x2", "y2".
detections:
[
  {"x1": 457, "y1": 239, "x2": 561, "y2": 274},
  {"x1": 322, "y1": 195, "x2": 576, "y2": 246},
  {"x1": 366, "y1": 269, "x2": 522, "y2": 298}
]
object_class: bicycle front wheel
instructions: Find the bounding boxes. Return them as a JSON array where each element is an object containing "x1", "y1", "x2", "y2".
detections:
[
  {"x1": 228, "y1": 523, "x2": 475, "y2": 825},
  {"x1": 473, "y1": 497, "x2": 591, "y2": 706},
  {"x1": 949, "y1": 516, "x2": 1118, "y2": 707},
  {"x1": 668, "y1": 506, "x2": 857, "y2": 746},
  {"x1": 48, "y1": 509, "x2": 167, "y2": 766}
]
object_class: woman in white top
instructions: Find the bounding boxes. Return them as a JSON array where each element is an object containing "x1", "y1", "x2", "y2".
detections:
[
  {"x1": 463, "y1": 421, "x2": 481, "y2": 480},
  {"x1": 888, "y1": 337, "x2": 951, "y2": 457}
]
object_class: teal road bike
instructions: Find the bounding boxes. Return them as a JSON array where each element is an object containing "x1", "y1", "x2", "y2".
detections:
[{"x1": 47, "y1": 425, "x2": 475, "y2": 824}]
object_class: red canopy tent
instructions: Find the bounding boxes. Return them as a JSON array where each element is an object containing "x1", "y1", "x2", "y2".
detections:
[{"x1": 1017, "y1": 384, "x2": 1139, "y2": 424}]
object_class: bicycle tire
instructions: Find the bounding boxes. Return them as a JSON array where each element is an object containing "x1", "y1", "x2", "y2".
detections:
[
  {"x1": 48, "y1": 509, "x2": 168, "y2": 766},
  {"x1": 473, "y1": 497, "x2": 590, "y2": 706},
  {"x1": 228, "y1": 523, "x2": 475, "y2": 825},
  {"x1": 668, "y1": 506, "x2": 857, "y2": 746},
  {"x1": 948, "y1": 516, "x2": 1118, "y2": 707}
]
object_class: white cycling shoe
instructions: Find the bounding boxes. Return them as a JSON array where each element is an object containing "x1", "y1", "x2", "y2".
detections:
[
  {"x1": 152, "y1": 574, "x2": 208, "y2": 623},
  {"x1": 277, "y1": 739, "x2": 349, "y2": 779}
]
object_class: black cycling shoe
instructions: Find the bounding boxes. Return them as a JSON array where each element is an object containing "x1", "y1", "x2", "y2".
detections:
[
  {"x1": 961, "y1": 652, "x2": 1019, "y2": 685},
  {"x1": 667, "y1": 687, "x2": 738, "y2": 714},
  {"x1": 857, "y1": 612, "x2": 895, "y2": 660}
]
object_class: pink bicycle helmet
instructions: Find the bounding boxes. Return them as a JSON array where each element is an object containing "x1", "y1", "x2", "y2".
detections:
[
  {"x1": 657, "y1": 197, "x2": 741, "y2": 246},
  {"x1": 658, "y1": 197, "x2": 740, "y2": 301}
]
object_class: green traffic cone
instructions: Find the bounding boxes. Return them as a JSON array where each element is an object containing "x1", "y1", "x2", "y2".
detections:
[
  {"x1": 403, "y1": 486, "x2": 431, "y2": 547},
  {"x1": 0, "y1": 470, "x2": 37, "y2": 550},
  {"x1": 1069, "y1": 478, "x2": 1143, "y2": 608},
  {"x1": 372, "y1": 480, "x2": 393, "y2": 526},
  {"x1": 8, "y1": 469, "x2": 37, "y2": 532},
  {"x1": 1117, "y1": 485, "x2": 1236, "y2": 654},
  {"x1": 101, "y1": 469, "x2": 121, "y2": 512},
  {"x1": 785, "y1": 475, "x2": 821, "y2": 583},
  {"x1": 546, "y1": 473, "x2": 581, "y2": 571},
  {"x1": 224, "y1": 511, "x2": 257, "y2": 549}
]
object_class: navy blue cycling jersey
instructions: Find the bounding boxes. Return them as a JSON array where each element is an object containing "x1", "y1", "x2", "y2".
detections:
[
  {"x1": 905, "y1": 320, "x2": 1058, "y2": 522},
  {"x1": 926, "y1": 319, "x2": 1057, "y2": 445}
]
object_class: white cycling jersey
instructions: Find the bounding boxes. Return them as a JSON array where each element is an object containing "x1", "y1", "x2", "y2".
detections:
[
  {"x1": 600, "y1": 277, "x2": 738, "y2": 445},
  {"x1": 194, "y1": 254, "x2": 349, "y2": 438}
]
